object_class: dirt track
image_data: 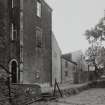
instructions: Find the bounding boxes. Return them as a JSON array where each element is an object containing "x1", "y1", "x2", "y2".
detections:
[{"x1": 32, "y1": 88, "x2": 105, "y2": 105}]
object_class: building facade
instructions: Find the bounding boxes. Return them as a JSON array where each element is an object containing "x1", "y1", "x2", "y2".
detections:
[
  {"x1": 71, "y1": 50, "x2": 88, "y2": 71},
  {"x1": 61, "y1": 55, "x2": 77, "y2": 83},
  {"x1": 0, "y1": 0, "x2": 52, "y2": 85},
  {"x1": 71, "y1": 50, "x2": 89, "y2": 83}
]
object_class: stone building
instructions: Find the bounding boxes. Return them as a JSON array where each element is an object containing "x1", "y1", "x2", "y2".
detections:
[
  {"x1": 61, "y1": 54, "x2": 77, "y2": 83},
  {"x1": 0, "y1": 0, "x2": 53, "y2": 86}
]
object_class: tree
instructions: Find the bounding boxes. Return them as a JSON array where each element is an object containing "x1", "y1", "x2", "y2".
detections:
[
  {"x1": 85, "y1": 45, "x2": 97, "y2": 67},
  {"x1": 85, "y1": 45, "x2": 105, "y2": 79},
  {"x1": 85, "y1": 17, "x2": 105, "y2": 44},
  {"x1": 84, "y1": 14, "x2": 105, "y2": 78},
  {"x1": 96, "y1": 47, "x2": 105, "y2": 68},
  {"x1": 85, "y1": 45, "x2": 105, "y2": 67}
]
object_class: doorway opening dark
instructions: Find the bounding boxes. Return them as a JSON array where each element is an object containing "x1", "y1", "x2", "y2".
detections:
[{"x1": 11, "y1": 61, "x2": 18, "y2": 83}]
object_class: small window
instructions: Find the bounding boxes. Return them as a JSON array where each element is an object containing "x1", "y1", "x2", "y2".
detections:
[
  {"x1": 12, "y1": 0, "x2": 14, "y2": 8},
  {"x1": 20, "y1": 70, "x2": 23, "y2": 83},
  {"x1": 36, "y1": 71, "x2": 40, "y2": 79},
  {"x1": 11, "y1": 24, "x2": 17, "y2": 41},
  {"x1": 65, "y1": 61, "x2": 68, "y2": 68},
  {"x1": 37, "y1": 1, "x2": 41, "y2": 17},
  {"x1": 65, "y1": 71, "x2": 68, "y2": 77},
  {"x1": 36, "y1": 27, "x2": 42, "y2": 48},
  {"x1": 73, "y1": 66, "x2": 75, "y2": 70},
  {"x1": 20, "y1": 46, "x2": 23, "y2": 63}
]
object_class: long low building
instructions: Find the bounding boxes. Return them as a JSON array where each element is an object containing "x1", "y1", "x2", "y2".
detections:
[{"x1": 61, "y1": 54, "x2": 77, "y2": 83}]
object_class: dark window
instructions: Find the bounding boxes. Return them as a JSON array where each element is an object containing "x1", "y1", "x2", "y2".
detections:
[
  {"x1": 65, "y1": 61, "x2": 68, "y2": 68},
  {"x1": 36, "y1": 27, "x2": 42, "y2": 48},
  {"x1": 11, "y1": 61, "x2": 17, "y2": 83},
  {"x1": 73, "y1": 66, "x2": 75, "y2": 70},
  {"x1": 65, "y1": 71, "x2": 68, "y2": 77}
]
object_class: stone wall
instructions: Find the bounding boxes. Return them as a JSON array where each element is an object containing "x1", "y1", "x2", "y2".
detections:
[
  {"x1": 0, "y1": 0, "x2": 11, "y2": 71},
  {"x1": 0, "y1": 77, "x2": 41, "y2": 105},
  {"x1": 73, "y1": 71, "x2": 97, "y2": 84},
  {"x1": 22, "y1": 0, "x2": 52, "y2": 85},
  {"x1": 11, "y1": 84, "x2": 41, "y2": 105}
]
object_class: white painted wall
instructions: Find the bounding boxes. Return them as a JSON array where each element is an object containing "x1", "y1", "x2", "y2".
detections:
[{"x1": 52, "y1": 33, "x2": 62, "y2": 85}]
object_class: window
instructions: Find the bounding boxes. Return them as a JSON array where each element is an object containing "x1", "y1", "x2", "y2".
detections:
[
  {"x1": 73, "y1": 66, "x2": 75, "y2": 70},
  {"x1": 36, "y1": 28, "x2": 42, "y2": 48},
  {"x1": 20, "y1": 70, "x2": 23, "y2": 83},
  {"x1": 20, "y1": 46, "x2": 23, "y2": 63},
  {"x1": 11, "y1": 0, "x2": 14, "y2": 8},
  {"x1": 65, "y1": 61, "x2": 68, "y2": 68},
  {"x1": 11, "y1": 24, "x2": 17, "y2": 41},
  {"x1": 37, "y1": 1, "x2": 41, "y2": 17},
  {"x1": 36, "y1": 71, "x2": 40, "y2": 79},
  {"x1": 65, "y1": 71, "x2": 68, "y2": 77},
  {"x1": 20, "y1": 11, "x2": 23, "y2": 46}
]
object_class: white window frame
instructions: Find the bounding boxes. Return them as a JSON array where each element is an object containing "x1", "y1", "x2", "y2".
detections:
[
  {"x1": 20, "y1": 45, "x2": 23, "y2": 63},
  {"x1": 11, "y1": 24, "x2": 17, "y2": 41},
  {"x1": 12, "y1": 0, "x2": 14, "y2": 8},
  {"x1": 37, "y1": 1, "x2": 41, "y2": 17},
  {"x1": 36, "y1": 71, "x2": 40, "y2": 79}
]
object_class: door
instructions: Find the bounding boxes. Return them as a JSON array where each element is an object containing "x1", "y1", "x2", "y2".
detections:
[{"x1": 11, "y1": 61, "x2": 18, "y2": 83}]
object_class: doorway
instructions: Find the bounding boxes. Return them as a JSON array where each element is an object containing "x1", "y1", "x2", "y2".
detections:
[{"x1": 10, "y1": 60, "x2": 18, "y2": 83}]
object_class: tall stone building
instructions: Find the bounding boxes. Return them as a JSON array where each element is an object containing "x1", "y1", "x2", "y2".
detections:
[{"x1": 0, "y1": 0, "x2": 52, "y2": 85}]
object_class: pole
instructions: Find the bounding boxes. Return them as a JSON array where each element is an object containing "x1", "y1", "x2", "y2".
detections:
[{"x1": 53, "y1": 79, "x2": 63, "y2": 97}]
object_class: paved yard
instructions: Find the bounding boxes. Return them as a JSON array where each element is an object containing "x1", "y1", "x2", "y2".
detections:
[{"x1": 32, "y1": 88, "x2": 105, "y2": 105}]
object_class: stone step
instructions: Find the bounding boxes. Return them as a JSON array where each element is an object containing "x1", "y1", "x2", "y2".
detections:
[
  {"x1": 40, "y1": 92, "x2": 57, "y2": 101},
  {"x1": 41, "y1": 92, "x2": 52, "y2": 97}
]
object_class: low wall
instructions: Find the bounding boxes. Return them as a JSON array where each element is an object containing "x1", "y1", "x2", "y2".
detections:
[
  {"x1": 0, "y1": 78, "x2": 41, "y2": 105},
  {"x1": 73, "y1": 71, "x2": 97, "y2": 84},
  {"x1": 11, "y1": 84, "x2": 41, "y2": 105},
  {"x1": 54, "y1": 80, "x2": 105, "y2": 98}
]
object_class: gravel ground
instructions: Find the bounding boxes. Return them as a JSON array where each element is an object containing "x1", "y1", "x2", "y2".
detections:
[{"x1": 31, "y1": 88, "x2": 105, "y2": 105}]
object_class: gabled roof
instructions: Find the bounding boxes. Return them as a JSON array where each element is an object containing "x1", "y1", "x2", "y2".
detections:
[
  {"x1": 61, "y1": 55, "x2": 77, "y2": 65},
  {"x1": 42, "y1": 0, "x2": 53, "y2": 12}
]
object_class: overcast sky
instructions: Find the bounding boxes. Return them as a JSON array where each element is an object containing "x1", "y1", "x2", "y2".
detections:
[{"x1": 45, "y1": 0, "x2": 105, "y2": 53}]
